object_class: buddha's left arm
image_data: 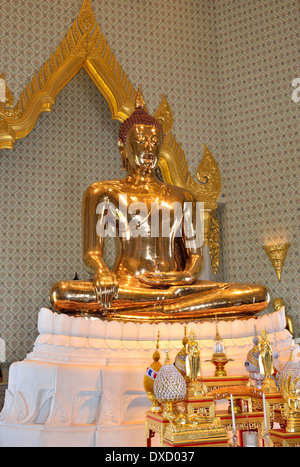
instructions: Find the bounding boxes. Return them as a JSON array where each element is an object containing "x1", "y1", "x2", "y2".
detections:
[{"x1": 181, "y1": 193, "x2": 203, "y2": 280}]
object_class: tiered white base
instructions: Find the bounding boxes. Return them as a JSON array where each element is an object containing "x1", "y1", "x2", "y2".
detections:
[{"x1": 0, "y1": 307, "x2": 297, "y2": 447}]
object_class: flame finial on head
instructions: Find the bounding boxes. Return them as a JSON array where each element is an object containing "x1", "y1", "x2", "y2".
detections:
[
  {"x1": 135, "y1": 85, "x2": 145, "y2": 110},
  {"x1": 118, "y1": 85, "x2": 164, "y2": 144}
]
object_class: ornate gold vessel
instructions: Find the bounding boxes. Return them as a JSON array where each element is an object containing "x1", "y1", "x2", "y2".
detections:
[
  {"x1": 153, "y1": 351, "x2": 187, "y2": 417},
  {"x1": 206, "y1": 318, "x2": 233, "y2": 377}
]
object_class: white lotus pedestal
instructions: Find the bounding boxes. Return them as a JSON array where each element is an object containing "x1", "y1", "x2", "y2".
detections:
[{"x1": 0, "y1": 307, "x2": 296, "y2": 447}]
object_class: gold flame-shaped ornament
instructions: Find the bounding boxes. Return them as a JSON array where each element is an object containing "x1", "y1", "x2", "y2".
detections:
[
  {"x1": 263, "y1": 242, "x2": 290, "y2": 282},
  {"x1": 135, "y1": 85, "x2": 145, "y2": 110}
]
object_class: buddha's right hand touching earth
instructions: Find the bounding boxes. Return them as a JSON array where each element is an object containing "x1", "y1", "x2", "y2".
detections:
[{"x1": 93, "y1": 268, "x2": 119, "y2": 312}]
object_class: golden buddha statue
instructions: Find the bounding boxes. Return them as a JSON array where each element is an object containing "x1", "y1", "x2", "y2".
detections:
[
  {"x1": 50, "y1": 88, "x2": 269, "y2": 322},
  {"x1": 272, "y1": 297, "x2": 294, "y2": 336},
  {"x1": 254, "y1": 330, "x2": 278, "y2": 392},
  {"x1": 256, "y1": 330, "x2": 274, "y2": 378},
  {"x1": 185, "y1": 332, "x2": 201, "y2": 382}
]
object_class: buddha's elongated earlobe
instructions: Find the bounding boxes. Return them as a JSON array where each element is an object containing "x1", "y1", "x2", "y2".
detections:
[
  {"x1": 122, "y1": 155, "x2": 129, "y2": 172},
  {"x1": 118, "y1": 137, "x2": 129, "y2": 172}
]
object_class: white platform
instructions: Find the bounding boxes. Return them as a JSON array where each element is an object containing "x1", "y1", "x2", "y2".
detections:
[{"x1": 0, "y1": 307, "x2": 297, "y2": 447}]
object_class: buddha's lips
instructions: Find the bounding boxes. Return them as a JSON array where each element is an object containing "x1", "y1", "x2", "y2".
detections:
[{"x1": 142, "y1": 154, "x2": 156, "y2": 164}]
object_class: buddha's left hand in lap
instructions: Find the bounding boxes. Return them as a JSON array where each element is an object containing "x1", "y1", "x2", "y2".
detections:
[{"x1": 139, "y1": 270, "x2": 194, "y2": 287}]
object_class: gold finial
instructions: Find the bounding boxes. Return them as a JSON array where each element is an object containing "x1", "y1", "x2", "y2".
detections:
[
  {"x1": 78, "y1": 0, "x2": 96, "y2": 34},
  {"x1": 182, "y1": 325, "x2": 188, "y2": 346},
  {"x1": 135, "y1": 85, "x2": 145, "y2": 110},
  {"x1": 288, "y1": 340, "x2": 296, "y2": 361},
  {"x1": 214, "y1": 314, "x2": 221, "y2": 339},
  {"x1": 164, "y1": 349, "x2": 171, "y2": 365},
  {"x1": 152, "y1": 332, "x2": 160, "y2": 362}
]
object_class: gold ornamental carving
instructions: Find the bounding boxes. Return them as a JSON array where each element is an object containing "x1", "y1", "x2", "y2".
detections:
[
  {"x1": 0, "y1": 0, "x2": 221, "y2": 271},
  {"x1": 263, "y1": 243, "x2": 290, "y2": 282}
]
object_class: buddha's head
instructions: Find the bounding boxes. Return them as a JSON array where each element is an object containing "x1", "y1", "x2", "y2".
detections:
[
  {"x1": 118, "y1": 87, "x2": 164, "y2": 172},
  {"x1": 189, "y1": 332, "x2": 195, "y2": 342}
]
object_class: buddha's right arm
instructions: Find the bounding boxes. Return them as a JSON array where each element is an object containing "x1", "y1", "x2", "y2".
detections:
[
  {"x1": 81, "y1": 185, "x2": 119, "y2": 308},
  {"x1": 81, "y1": 183, "x2": 118, "y2": 274},
  {"x1": 81, "y1": 184, "x2": 112, "y2": 274}
]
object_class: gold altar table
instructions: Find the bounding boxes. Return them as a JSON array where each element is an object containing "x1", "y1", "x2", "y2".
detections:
[
  {"x1": 199, "y1": 375, "x2": 250, "y2": 392},
  {"x1": 179, "y1": 394, "x2": 215, "y2": 417},
  {"x1": 145, "y1": 411, "x2": 229, "y2": 448},
  {"x1": 217, "y1": 410, "x2": 265, "y2": 431},
  {"x1": 269, "y1": 429, "x2": 300, "y2": 447},
  {"x1": 252, "y1": 391, "x2": 287, "y2": 429},
  {"x1": 217, "y1": 410, "x2": 265, "y2": 447},
  {"x1": 145, "y1": 411, "x2": 170, "y2": 447},
  {"x1": 162, "y1": 430, "x2": 229, "y2": 448}
]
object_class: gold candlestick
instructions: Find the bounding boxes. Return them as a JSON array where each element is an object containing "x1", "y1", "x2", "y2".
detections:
[
  {"x1": 210, "y1": 357, "x2": 232, "y2": 377},
  {"x1": 263, "y1": 242, "x2": 290, "y2": 281}
]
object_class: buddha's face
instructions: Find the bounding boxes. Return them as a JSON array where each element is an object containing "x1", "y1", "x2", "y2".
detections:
[{"x1": 125, "y1": 124, "x2": 162, "y2": 171}]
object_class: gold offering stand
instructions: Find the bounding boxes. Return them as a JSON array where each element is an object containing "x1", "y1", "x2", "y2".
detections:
[
  {"x1": 145, "y1": 381, "x2": 270, "y2": 448},
  {"x1": 209, "y1": 357, "x2": 233, "y2": 377},
  {"x1": 145, "y1": 328, "x2": 267, "y2": 447},
  {"x1": 145, "y1": 334, "x2": 230, "y2": 447},
  {"x1": 144, "y1": 326, "x2": 299, "y2": 447},
  {"x1": 205, "y1": 317, "x2": 234, "y2": 377},
  {"x1": 145, "y1": 370, "x2": 295, "y2": 447}
]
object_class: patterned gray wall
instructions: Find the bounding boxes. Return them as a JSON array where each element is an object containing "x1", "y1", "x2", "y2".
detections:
[
  {"x1": 0, "y1": 0, "x2": 299, "y2": 362},
  {"x1": 213, "y1": 0, "x2": 299, "y2": 334}
]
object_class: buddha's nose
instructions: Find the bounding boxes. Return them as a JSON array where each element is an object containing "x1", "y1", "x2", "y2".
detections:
[{"x1": 143, "y1": 141, "x2": 152, "y2": 153}]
